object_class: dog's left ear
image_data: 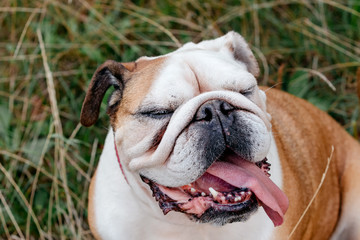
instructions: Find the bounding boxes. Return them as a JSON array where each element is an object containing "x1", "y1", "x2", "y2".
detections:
[
  {"x1": 195, "y1": 31, "x2": 260, "y2": 77},
  {"x1": 80, "y1": 60, "x2": 135, "y2": 127},
  {"x1": 226, "y1": 31, "x2": 260, "y2": 77}
]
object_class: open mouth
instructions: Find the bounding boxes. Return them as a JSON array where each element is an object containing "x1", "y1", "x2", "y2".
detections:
[{"x1": 141, "y1": 150, "x2": 288, "y2": 226}]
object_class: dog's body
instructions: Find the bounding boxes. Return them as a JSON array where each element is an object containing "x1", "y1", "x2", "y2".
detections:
[{"x1": 81, "y1": 32, "x2": 360, "y2": 239}]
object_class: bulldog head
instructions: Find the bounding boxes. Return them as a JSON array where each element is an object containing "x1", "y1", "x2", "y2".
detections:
[{"x1": 81, "y1": 32, "x2": 288, "y2": 227}]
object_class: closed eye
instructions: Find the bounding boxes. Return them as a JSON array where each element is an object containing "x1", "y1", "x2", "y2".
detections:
[
  {"x1": 240, "y1": 86, "x2": 255, "y2": 97},
  {"x1": 138, "y1": 109, "x2": 174, "y2": 119}
]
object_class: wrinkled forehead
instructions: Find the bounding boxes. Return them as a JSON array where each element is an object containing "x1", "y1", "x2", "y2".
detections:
[{"x1": 139, "y1": 49, "x2": 257, "y2": 107}]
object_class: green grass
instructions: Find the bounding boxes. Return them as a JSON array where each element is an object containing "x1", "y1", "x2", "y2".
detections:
[{"x1": 0, "y1": 0, "x2": 359, "y2": 239}]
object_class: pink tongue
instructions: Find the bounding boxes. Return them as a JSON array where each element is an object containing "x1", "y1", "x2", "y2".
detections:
[{"x1": 206, "y1": 159, "x2": 289, "y2": 226}]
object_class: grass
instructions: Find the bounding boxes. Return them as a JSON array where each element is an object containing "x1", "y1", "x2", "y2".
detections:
[{"x1": 0, "y1": 0, "x2": 359, "y2": 239}]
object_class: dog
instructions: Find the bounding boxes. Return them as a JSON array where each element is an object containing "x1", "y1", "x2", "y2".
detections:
[{"x1": 80, "y1": 31, "x2": 360, "y2": 240}]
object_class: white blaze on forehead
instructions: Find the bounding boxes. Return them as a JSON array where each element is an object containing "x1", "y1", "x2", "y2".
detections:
[
  {"x1": 139, "y1": 48, "x2": 257, "y2": 115},
  {"x1": 173, "y1": 50, "x2": 256, "y2": 92},
  {"x1": 139, "y1": 57, "x2": 197, "y2": 109},
  {"x1": 138, "y1": 31, "x2": 258, "y2": 101}
]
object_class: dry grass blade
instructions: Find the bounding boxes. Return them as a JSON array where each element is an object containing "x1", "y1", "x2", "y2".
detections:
[
  {"x1": 0, "y1": 7, "x2": 45, "y2": 13},
  {"x1": 121, "y1": 8, "x2": 182, "y2": 48},
  {"x1": 0, "y1": 90, "x2": 78, "y2": 121},
  {"x1": 0, "y1": 54, "x2": 41, "y2": 61},
  {"x1": 0, "y1": 202, "x2": 11, "y2": 239},
  {"x1": 47, "y1": 180, "x2": 55, "y2": 239},
  {"x1": 37, "y1": 29, "x2": 63, "y2": 136},
  {"x1": 157, "y1": 16, "x2": 203, "y2": 31},
  {"x1": 287, "y1": 146, "x2": 334, "y2": 239},
  {"x1": 252, "y1": 46, "x2": 269, "y2": 84},
  {"x1": 0, "y1": 163, "x2": 45, "y2": 239},
  {"x1": 295, "y1": 68, "x2": 336, "y2": 91},
  {"x1": 13, "y1": 10, "x2": 38, "y2": 58},
  {"x1": 53, "y1": 164, "x2": 64, "y2": 239},
  {"x1": 318, "y1": 62, "x2": 360, "y2": 73},
  {"x1": 37, "y1": 28, "x2": 79, "y2": 237},
  {"x1": 0, "y1": 149, "x2": 55, "y2": 180},
  {"x1": 318, "y1": 0, "x2": 328, "y2": 33},
  {"x1": 75, "y1": 0, "x2": 132, "y2": 46},
  {"x1": 0, "y1": 70, "x2": 83, "y2": 83},
  {"x1": 0, "y1": 150, "x2": 86, "y2": 206},
  {"x1": 80, "y1": 138, "x2": 98, "y2": 212},
  {"x1": 25, "y1": 123, "x2": 54, "y2": 239},
  {"x1": 322, "y1": 0, "x2": 360, "y2": 18},
  {"x1": 65, "y1": 152, "x2": 91, "y2": 182},
  {"x1": 288, "y1": 23, "x2": 360, "y2": 62},
  {"x1": 0, "y1": 190, "x2": 25, "y2": 239},
  {"x1": 303, "y1": 19, "x2": 360, "y2": 55},
  {"x1": 357, "y1": 67, "x2": 360, "y2": 101},
  {"x1": 64, "y1": 122, "x2": 82, "y2": 152},
  {"x1": 216, "y1": 0, "x2": 294, "y2": 25}
]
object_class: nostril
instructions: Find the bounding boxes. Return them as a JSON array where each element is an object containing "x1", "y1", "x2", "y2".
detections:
[
  {"x1": 195, "y1": 105, "x2": 215, "y2": 122},
  {"x1": 203, "y1": 108, "x2": 213, "y2": 121},
  {"x1": 220, "y1": 102, "x2": 235, "y2": 115},
  {"x1": 195, "y1": 100, "x2": 235, "y2": 122}
]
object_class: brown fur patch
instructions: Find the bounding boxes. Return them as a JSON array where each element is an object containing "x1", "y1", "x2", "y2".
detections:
[
  {"x1": 122, "y1": 61, "x2": 136, "y2": 72},
  {"x1": 111, "y1": 57, "x2": 167, "y2": 129},
  {"x1": 262, "y1": 87, "x2": 343, "y2": 239}
]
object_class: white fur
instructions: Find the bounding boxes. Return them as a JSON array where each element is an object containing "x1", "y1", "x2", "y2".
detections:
[
  {"x1": 91, "y1": 32, "x2": 284, "y2": 239},
  {"x1": 93, "y1": 130, "x2": 282, "y2": 240},
  {"x1": 129, "y1": 90, "x2": 271, "y2": 169},
  {"x1": 117, "y1": 42, "x2": 272, "y2": 188}
]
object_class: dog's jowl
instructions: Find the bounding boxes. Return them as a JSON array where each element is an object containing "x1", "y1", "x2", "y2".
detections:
[{"x1": 81, "y1": 31, "x2": 360, "y2": 240}]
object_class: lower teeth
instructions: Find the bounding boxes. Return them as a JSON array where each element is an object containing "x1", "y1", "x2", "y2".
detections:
[{"x1": 183, "y1": 187, "x2": 251, "y2": 204}]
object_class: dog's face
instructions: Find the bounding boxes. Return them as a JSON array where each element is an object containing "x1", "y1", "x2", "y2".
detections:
[{"x1": 81, "y1": 32, "x2": 288, "y2": 226}]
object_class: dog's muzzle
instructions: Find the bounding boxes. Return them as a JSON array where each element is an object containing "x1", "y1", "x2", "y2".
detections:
[{"x1": 128, "y1": 91, "x2": 272, "y2": 171}]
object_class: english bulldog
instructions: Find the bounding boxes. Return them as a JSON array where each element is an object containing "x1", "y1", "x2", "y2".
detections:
[{"x1": 80, "y1": 31, "x2": 360, "y2": 240}]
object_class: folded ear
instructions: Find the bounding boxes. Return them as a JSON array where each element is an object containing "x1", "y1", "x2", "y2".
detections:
[
  {"x1": 80, "y1": 60, "x2": 134, "y2": 127},
  {"x1": 228, "y1": 31, "x2": 260, "y2": 77},
  {"x1": 195, "y1": 31, "x2": 260, "y2": 77}
]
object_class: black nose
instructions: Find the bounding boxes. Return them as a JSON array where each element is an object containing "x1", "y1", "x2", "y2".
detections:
[{"x1": 194, "y1": 100, "x2": 235, "y2": 122}]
